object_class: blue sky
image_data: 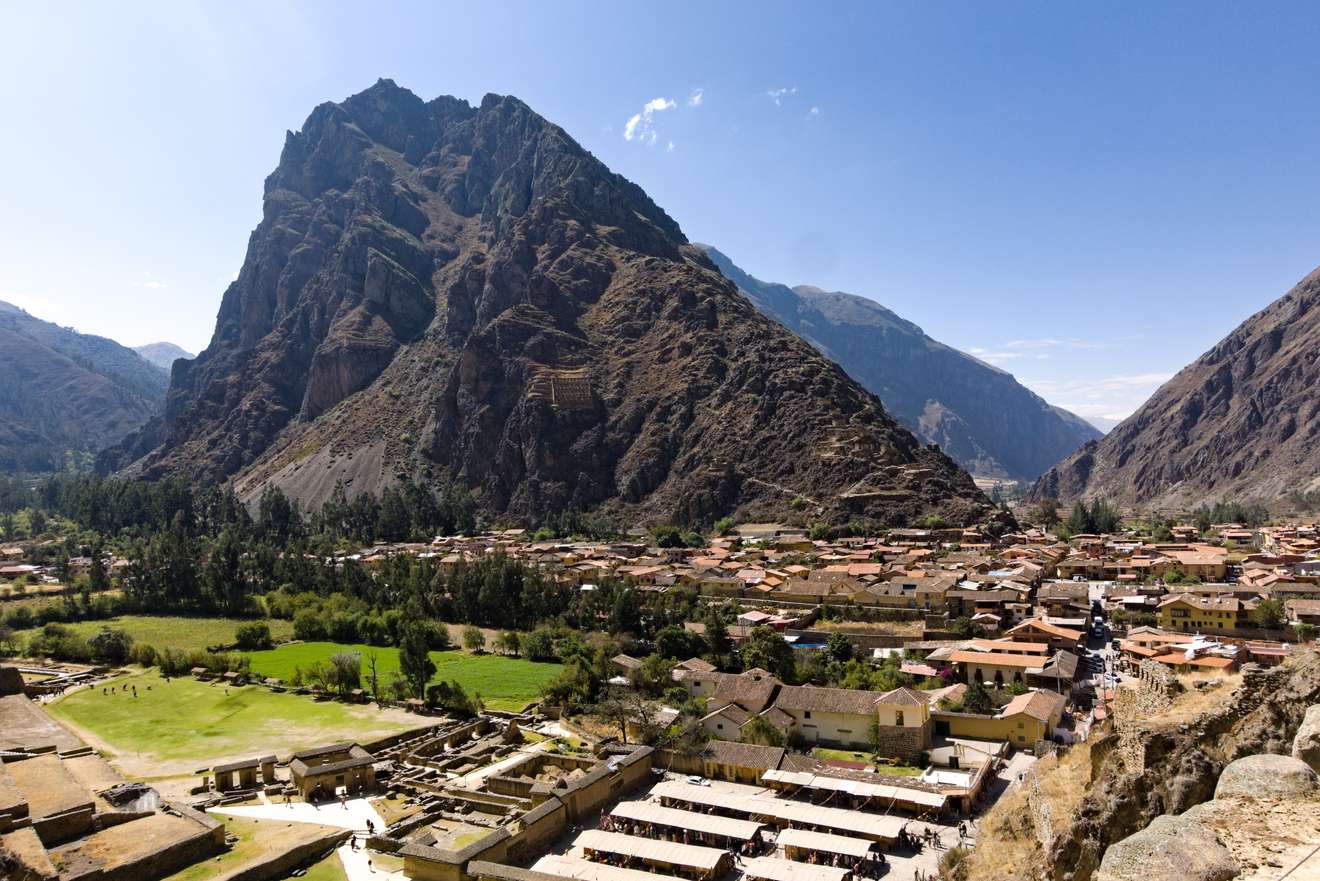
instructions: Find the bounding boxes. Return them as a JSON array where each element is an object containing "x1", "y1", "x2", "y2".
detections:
[{"x1": 3, "y1": 2, "x2": 1320, "y2": 424}]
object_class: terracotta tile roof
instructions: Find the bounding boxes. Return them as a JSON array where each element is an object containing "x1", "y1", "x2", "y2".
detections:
[{"x1": 774, "y1": 685, "x2": 883, "y2": 716}]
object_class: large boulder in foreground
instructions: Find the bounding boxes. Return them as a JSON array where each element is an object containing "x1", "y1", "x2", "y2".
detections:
[
  {"x1": 1215, "y1": 753, "x2": 1319, "y2": 801},
  {"x1": 1292, "y1": 705, "x2": 1320, "y2": 773},
  {"x1": 1096, "y1": 814, "x2": 1239, "y2": 881}
]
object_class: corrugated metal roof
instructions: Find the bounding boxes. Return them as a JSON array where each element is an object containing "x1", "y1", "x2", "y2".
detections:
[
  {"x1": 650, "y1": 780, "x2": 906, "y2": 839},
  {"x1": 533, "y1": 855, "x2": 688, "y2": 881},
  {"x1": 742, "y1": 858, "x2": 850, "y2": 881},
  {"x1": 760, "y1": 770, "x2": 947, "y2": 809},
  {"x1": 575, "y1": 830, "x2": 727, "y2": 870},
  {"x1": 777, "y1": 828, "x2": 875, "y2": 858},
  {"x1": 609, "y1": 801, "x2": 763, "y2": 841}
]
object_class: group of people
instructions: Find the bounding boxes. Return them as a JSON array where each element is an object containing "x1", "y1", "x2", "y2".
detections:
[
  {"x1": 101, "y1": 683, "x2": 147, "y2": 698},
  {"x1": 895, "y1": 826, "x2": 941, "y2": 852},
  {"x1": 597, "y1": 814, "x2": 771, "y2": 858}
]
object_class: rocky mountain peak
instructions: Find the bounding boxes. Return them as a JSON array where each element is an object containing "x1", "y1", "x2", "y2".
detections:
[
  {"x1": 1032, "y1": 265, "x2": 1320, "y2": 507},
  {"x1": 102, "y1": 83, "x2": 993, "y2": 527},
  {"x1": 700, "y1": 246, "x2": 1100, "y2": 483}
]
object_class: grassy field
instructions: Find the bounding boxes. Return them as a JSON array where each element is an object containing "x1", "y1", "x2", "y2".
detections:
[
  {"x1": 16, "y1": 615, "x2": 294, "y2": 653},
  {"x1": 47, "y1": 668, "x2": 427, "y2": 777},
  {"x1": 241, "y1": 642, "x2": 564, "y2": 712}
]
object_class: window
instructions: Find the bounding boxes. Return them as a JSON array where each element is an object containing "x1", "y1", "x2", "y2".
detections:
[
  {"x1": 716, "y1": 723, "x2": 723, "y2": 730},
  {"x1": 804, "y1": 711, "x2": 812, "y2": 719},
  {"x1": 895, "y1": 710, "x2": 904, "y2": 726}
]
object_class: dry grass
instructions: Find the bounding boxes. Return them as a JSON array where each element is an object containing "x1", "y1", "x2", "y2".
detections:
[
  {"x1": 811, "y1": 619, "x2": 924, "y2": 636},
  {"x1": 965, "y1": 744, "x2": 1094, "y2": 881},
  {"x1": 1125, "y1": 672, "x2": 1242, "y2": 732}
]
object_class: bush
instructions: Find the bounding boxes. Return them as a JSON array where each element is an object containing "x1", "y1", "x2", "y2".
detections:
[
  {"x1": 128, "y1": 642, "x2": 158, "y2": 667},
  {"x1": 462, "y1": 625, "x2": 486, "y2": 652},
  {"x1": 426, "y1": 679, "x2": 482, "y2": 716},
  {"x1": 88, "y1": 627, "x2": 134, "y2": 664},
  {"x1": 523, "y1": 627, "x2": 557, "y2": 661},
  {"x1": 293, "y1": 609, "x2": 326, "y2": 641},
  {"x1": 158, "y1": 648, "x2": 189, "y2": 677},
  {"x1": 235, "y1": 621, "x2": 273, "y2": 650}
]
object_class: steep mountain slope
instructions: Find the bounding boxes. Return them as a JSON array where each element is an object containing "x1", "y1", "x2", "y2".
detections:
[
  {"x1": 134, "y1": 342, "x2": 194, "y2": 370},
  {"x1": 1033, "y1": 266, "x2": 1320, "y2": 508},
  {"x1": 700, "y1": 247, "x2": 1101, "y2": 482},
  {"x1": 103, "y1": 80, "x2": 993, "y2": 527},
  {"x1": 0, "y1": 301, "x2": 168, "y2": 472}
]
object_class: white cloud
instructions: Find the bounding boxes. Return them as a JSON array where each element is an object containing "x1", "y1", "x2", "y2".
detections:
[
  {"x1": 1019, "y1": 372, "x2": 1175, "y2": 421},
  {"x1": 766, "y1": 86, "x2": 797, "y2": 106},
  {"x1": 807, "y1": 106, "x2": 821, "y2": 118},
  {"x1": 132, "y1": 271, "x2": 169, "y2": 291},
  {"x1": 623, "y1": 96, "x2": 677, "y2": 145},
  {"x1": 969, "y1": 347, "x2": 1026, "y2": 365},
  {"x1": 688, "y1": 88, "x2": 704, "y2": 107},
  {"x1": 1003, "y1": 334, "x2": 1143, "y2": 351},
  {"x1": 666, "y1": 140, "x2": 676, "y2": 152}
]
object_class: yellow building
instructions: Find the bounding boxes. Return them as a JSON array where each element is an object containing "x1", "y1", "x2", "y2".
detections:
[{"x1": 1157, "y1": 594, "x2": 1251, "y2": 634}]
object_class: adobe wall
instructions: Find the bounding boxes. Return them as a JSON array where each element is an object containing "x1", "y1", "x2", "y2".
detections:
[
  {"x1": 871, "y1": 722, "x2": 929, "y2": 761},
  {"x1": 504, "y1": 797, "x2": 566, "y2": 863}
]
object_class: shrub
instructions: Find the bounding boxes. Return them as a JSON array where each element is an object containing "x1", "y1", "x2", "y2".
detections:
[
  {"x1": 426, "y1": 679, "x2": 482, "y2": 716},
  {"x1": 293, "y1": 609, "x2": 326, "y2": 641},
  {"x1": 158, "y1": 648, "x2": 190, "y2": 677},
  {"x1": 234, "y1": 621, "x2": 273, "y2": 650},
  {"x1": 462, "y1": 625, "x2": 486, "y2": 652},
  {"x1": 88, "y1": 627, "x2": 133, "y2": 664},
  {"x1": 128, "y1": 642, "x2": 158, "y2": 667}
]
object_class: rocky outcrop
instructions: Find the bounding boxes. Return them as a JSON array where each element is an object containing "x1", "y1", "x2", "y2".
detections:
[
  {"x1": 700, "y1": 247, "x2": 1101, "y2": 482},
  {"x1": 1032, "y1": 266, "x2": 1320, "y2": 507},
  {"x1": 0, "y1": 300, "x2": 167, "y2": 473},
  {"x1": 1213, "y1": 753, "x2": 1318, "y2": 800},
  {"x1": 1044, "y1": 654, "x2": 1320, "y2": 881},
  {"x1": 102, "y1": 81, "x2": 994, "y2": 527},
  {"x1": 1291, "y1": 705, "x2": 1320, "y2": 772},
  {"x1": 1095, "y1": 814, "x2": 1238, "y2": 881}
]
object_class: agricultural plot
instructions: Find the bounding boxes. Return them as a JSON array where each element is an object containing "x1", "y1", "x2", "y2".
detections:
[
  {"x1": 241, "y1": 641, "x2": 564, "y2": 712},
  {"x1": 15, "y1": 614, "x2": 294, "y2": 653}
]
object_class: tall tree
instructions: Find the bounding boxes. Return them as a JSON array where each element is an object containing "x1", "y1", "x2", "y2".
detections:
[{"x1": 398, "y1": 620, "x2": 437, "y2": 700}]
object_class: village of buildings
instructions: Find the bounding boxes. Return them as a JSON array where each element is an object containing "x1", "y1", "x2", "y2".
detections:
[{"x1": 2, "y1": 517, "x2": 1318, "y2": 881}]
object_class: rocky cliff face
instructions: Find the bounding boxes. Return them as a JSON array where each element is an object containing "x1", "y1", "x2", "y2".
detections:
[
  {"x1": 701, "y1": 247, "x2": 1101, "y2": 482},
  {"x1": 104, "y1": 80, "x2": 993, "y2": 527},
  {"x1": 0, "y1": 301, "x2": 167, "y2": 473},
  {"x1": 1033, "y1": 267, "x2": 1320, "y2": 508}
]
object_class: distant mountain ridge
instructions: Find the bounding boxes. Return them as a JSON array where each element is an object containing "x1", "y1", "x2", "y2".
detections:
[
  {"x1": 102, "y1": 80, "x2": 995, "y2": 528},
  {"x1": 134, "y1": 342, "x2": 194, "y2": 371},
  {"x1": 1033, "y1": 264, "x2": 1320, "y2": 509},
  {"x1": 699, "y1": 247, "x2": 1101, "y2": 482},
  {"x1": 0, "y1": 300, "x2": 167, "y2": 472}
]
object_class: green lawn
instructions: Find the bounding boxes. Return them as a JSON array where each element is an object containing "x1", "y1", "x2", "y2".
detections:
[
  {"x1": 47, "y1": 668, "x2": 425, "y2": 774},
  {"x1": 301, "y1": 853, "x2": 350, "y2": 881},
  {"x1": 16, "y1": 614, "x2": 294, "y2": 653},
  {"x1": 811, "y1": 747, "x2": 925, "y2": 775},
  {"x1": 241, "y1": 642, "x2": 563, "y2": 712}
]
